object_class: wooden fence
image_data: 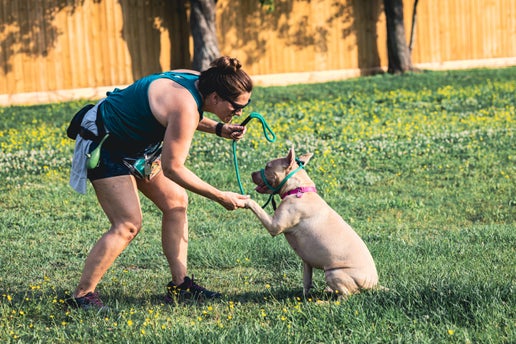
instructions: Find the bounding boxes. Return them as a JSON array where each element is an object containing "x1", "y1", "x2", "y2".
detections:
[{"x1": 1, "y1": 0, "x2": 515, "y2": 105}]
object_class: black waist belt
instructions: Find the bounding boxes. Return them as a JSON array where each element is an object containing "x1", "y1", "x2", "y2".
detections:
[
  {"x1": 79, "y1": 127, "x2": 100, "y2": 142},
  {"x1": 79, "y1": 129, "x2": 157, "y2": 156}
]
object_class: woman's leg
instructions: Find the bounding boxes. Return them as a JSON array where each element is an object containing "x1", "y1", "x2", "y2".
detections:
[
  {"x1": 73, "y1": 175, "x2": 142, "y2": 298},
  {"x1": 137, "y1": 168, "x2": 189, "y2": 286}
]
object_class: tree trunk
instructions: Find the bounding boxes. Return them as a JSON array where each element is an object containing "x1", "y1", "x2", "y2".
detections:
[
  {"x1": 409, "y1": 0, "x2": 419, "y2": 53},
  {"x1": 189, "y1": 0, "x2": 220, "y2": 71},
  {"x1": 383, "y1": 0, "x2": 413, "y2": 73}
]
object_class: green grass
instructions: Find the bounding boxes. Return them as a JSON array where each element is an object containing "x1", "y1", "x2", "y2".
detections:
[{"x1": 1, "y1": 67, "x2": 515, "y2": 343}]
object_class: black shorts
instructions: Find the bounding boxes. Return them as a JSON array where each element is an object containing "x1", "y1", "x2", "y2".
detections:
[{"x1": 86, "y1": 141, "x2": 132, "y2": 181}]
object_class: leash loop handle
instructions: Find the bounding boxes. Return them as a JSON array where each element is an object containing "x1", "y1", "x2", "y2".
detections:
[
  {"x1": 241, "y1": 112, "x2": 276, "y2": 143},
  {"x1": 232, "y1": 112, "x2": 276, "y2": 196}
]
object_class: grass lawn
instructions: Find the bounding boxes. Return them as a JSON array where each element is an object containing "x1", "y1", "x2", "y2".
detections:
[{"x1": 0, "y1": 67, "x2": 515, "y2": 343}]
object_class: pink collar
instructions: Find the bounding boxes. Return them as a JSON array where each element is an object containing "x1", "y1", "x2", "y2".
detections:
[{"x1": 280, "y1": 186, "x2": 317, "y2": 200}]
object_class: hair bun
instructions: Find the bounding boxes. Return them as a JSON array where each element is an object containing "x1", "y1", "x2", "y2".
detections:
[{"x1": 211, "y1": 56, "x2": 241, "y2": 73}]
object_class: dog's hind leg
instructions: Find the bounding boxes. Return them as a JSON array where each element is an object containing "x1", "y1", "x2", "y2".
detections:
[{"x1": 325, "y1": 269, "x2": 360, "y2": 297}]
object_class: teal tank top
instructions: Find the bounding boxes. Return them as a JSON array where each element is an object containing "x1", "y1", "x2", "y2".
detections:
[{"x1": 99, "y1": 71, "x2": 203, "y2": 146}]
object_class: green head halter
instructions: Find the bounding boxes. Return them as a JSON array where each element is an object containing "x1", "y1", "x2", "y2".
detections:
[
  {"x1": 259, "y1": 158, "x2": 306, "y2": 194},
  {"x1": 259, "y1": 158, "x2": 306, "y2": 209}
]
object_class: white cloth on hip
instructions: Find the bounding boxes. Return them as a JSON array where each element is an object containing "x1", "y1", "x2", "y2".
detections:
[{"x1": 69, "y1": 99, "x2": 106, "y2": 194}]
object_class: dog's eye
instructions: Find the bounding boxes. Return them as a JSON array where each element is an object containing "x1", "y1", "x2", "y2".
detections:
[{"x1": 265, "y1": 163, "x2": 271, "y2": 169}]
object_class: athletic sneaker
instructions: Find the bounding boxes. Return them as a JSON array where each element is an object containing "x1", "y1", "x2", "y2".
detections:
[
  {"x1": 67, "y1": 292, "x2": 107, "y2": 311},
  {"x1": 165, "y1": 276, "x2": 221, "y2": 302}
]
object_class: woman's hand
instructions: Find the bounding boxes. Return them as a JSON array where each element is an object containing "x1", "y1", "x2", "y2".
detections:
[
  {"x1": 222, "y1": 124, "x2": 247, "y2": 141},
  {"x1": 220, "y1": 191, "x2": 250, "y2": 210}
]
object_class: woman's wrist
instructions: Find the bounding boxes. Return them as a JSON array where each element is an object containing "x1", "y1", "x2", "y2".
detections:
[{"x1": 215, "y1": 122, "x2": 224, "y2": 137}]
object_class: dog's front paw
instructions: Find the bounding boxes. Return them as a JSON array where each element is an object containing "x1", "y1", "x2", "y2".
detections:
[{"x1": 243, "y1": 198, "x2": 258, "y2": 209}]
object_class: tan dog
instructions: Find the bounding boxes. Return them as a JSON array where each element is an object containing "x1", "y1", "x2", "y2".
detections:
[{"x1": 245, "y1": 148, "x2": 379, "y2": 297}]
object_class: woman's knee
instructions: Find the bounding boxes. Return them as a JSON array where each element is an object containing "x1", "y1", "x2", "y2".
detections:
[
  {"x1": 109, "y1": 220, "x2": 142, "y2": 241},
  {"x1": 162, "y1": 191, "x2": 189, "y2": 215}
]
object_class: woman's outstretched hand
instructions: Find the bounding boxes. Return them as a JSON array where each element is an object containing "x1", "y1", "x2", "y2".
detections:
[{"x1": 220, "y1": 191, "x2": 250, "y2": 210}]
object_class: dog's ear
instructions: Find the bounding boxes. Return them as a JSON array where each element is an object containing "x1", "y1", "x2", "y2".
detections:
[
  {"x1": 286, "y1": 147, "x2": 296, "y2": 170},
  {"x1": 297, "y1": 152, "x2": 314, "y2": 166}
]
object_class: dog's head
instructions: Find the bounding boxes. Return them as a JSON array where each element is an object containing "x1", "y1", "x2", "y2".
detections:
[{"x1": 251, "y1": 147, "x2": 313, "y2": 194}]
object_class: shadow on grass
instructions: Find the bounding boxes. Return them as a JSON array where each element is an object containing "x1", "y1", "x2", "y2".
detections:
[
  {"x1": 62, "y1": 287, "x2": 332, "y2": 309},
  {"x1": 11, "y1": 279, "x2": 509, "y2": 324}
]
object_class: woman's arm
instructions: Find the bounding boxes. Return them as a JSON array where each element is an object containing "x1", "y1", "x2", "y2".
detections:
[
  {"x1": 160, "y1": 108, "x2": 248, "y2": 210},
  {"x1": 197, "y1": 117, "x2": 218, "y2": 134},
  {"x1": 197, "y1": 117, "x2": 247, "y2": 140}
]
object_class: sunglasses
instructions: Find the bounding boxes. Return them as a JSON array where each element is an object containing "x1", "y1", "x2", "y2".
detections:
[{"x1": 220, "y1": 94, "x2": 252, "y2": 112}]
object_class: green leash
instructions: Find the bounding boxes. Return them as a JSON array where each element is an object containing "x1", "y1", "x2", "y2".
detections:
[{"x1": 232, "y1": 112, "x2": 276, "y2": 195}]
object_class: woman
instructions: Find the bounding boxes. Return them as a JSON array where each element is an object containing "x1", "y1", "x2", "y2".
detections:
[{"x1": 68, "y1": 56, "x2": 252, "y2": 309}]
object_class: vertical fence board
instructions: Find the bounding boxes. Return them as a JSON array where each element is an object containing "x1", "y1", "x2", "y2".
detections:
[
  {"x1": 0, "y1": 1, "x2": 6, "y2": 88},
  {"x1": 96, "y1": 0, "x2": 108, "y2": 86},
  {"x1": 11, "y1": 0, "x2": 23, "y2": 93}
]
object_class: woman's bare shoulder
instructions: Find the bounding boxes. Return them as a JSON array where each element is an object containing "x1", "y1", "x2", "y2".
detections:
[
  {"x1": 170, "y1": 69, "x2": 200, "y2": 75},
  {"x1": 148, "y1": 81, "x2": 197, "y2": 126}
]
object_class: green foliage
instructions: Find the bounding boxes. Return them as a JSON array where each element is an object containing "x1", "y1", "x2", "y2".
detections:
[
  {"x1": 259, "y1": 0, "x2": 275, "y2": 12},
  {"x1": 0, "y1": 67, "x2": 515, "y2": 343}
]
